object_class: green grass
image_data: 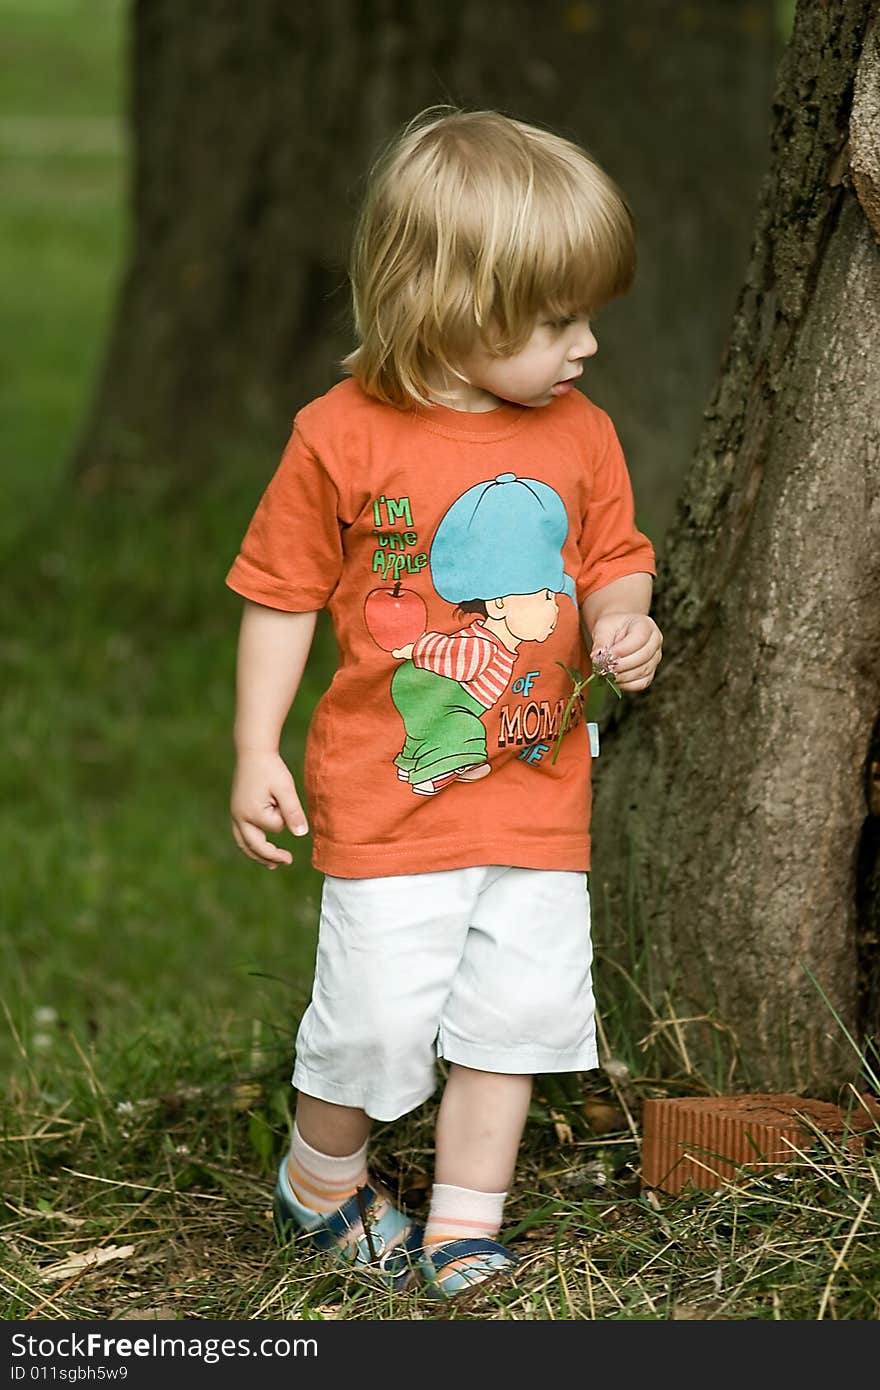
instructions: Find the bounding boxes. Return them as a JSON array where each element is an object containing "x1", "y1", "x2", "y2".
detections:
[
  {"x1": 0, "y1": 477, "x2": 331, "y2": 1057},
  {"x1": 2, "y1": 0, "x2": 879, "y2": 1324},
  {"x1": 0, "y1": 0, "x2": 326, "y2": 1091}
]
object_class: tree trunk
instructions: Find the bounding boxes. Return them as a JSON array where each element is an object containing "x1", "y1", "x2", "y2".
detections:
[
  {"x1": 71, "y1": 0, "x2": 778, "y2": 508},
  {"x1": 591, "y1": 0, "x2": 880, "y2": 1094}
]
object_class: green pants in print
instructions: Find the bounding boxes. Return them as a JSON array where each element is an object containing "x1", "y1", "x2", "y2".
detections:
[{"x1": 390, "y1": 661, "x2": 488, "y2": 783}]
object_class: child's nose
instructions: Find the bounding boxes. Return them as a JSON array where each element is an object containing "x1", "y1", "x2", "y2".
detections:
[{"x1": 570, "y1": 326, "x2": 597, "y2": 360}]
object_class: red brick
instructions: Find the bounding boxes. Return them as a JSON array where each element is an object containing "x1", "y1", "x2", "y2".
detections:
[{"x1": 640, "y1": 1093, "x2": 875, "y2": 1194}]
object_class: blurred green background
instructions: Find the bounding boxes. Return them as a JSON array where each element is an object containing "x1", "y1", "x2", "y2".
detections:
[
  {"x1": 0, "y1": 0, "x2": 790, "y2": 1080},
  {"x1": 3, "y1": 0, "x2": 126, "y2": 540},
  {"x1": 1, "y1": 0, "x2": 326, "y2": 1079}
]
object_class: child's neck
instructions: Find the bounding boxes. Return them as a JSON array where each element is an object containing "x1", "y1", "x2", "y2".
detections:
[{"x1": 423, "y1": 373, "x2": 505, "y2": 414}]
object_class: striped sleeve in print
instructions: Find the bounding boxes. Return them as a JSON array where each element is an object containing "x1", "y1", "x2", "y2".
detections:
[
  {"x1": 412, "y1": 628, "x2": 495, "y2": 683},
  {"x1": 464, "y1": 632, "x2": 516, "y2": 708},
  {"x1": 411, "y1": 622, "x2": 516, "y2": 709}
]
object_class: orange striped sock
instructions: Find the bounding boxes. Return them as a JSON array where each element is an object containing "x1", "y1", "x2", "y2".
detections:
[
  {"x1": 423, "y1": 1183, "x2": 507, "y2": 1248},
  {"x1": 286, "y1": 1122, "x2": 369, "y2": 1215}
]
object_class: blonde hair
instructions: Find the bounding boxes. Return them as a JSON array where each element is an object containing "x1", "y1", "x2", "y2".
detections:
[{"x1": 341, "y1": 106, "x2": 635, "y2": 409}]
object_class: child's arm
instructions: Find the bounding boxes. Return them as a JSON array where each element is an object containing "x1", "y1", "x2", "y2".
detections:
[
  {"x1": 580, "y1": 573, "x2": 662, "y2": 693},
  {"x1": 231, "y1": 599, "x2": 317, "y2": 868}
]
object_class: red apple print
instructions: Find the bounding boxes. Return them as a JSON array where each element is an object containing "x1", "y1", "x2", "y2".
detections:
[{"x1": 364, "y1": 581, "x2": 428, "y2": 651}]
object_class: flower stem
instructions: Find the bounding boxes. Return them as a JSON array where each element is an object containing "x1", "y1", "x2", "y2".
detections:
[
  {"x1": 550, "y1": 660, "x2": 623, "y2": 764},
  {"x1": 551, "y1": 668, "x2": 595, "y2": 765}
]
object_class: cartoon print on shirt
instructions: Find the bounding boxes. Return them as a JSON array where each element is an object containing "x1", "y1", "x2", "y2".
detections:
[{"x1": 362, "y1": 472, "x2": 578, "y2": 797}]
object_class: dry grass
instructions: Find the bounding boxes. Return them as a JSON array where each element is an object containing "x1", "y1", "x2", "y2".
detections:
[{"x1": 2, "y1": 1003, "x2": 878, "y2": 1323}]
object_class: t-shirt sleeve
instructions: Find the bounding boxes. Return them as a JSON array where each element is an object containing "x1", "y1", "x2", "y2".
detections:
[
  {"x1": 225, "y1": 424, "x2": 344, "y2": 611},
  {"x1": 576, "y1": 413, "x2": 656, "y2": 605}
]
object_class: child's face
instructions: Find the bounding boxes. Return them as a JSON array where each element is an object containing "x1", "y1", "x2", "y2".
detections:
[{"x1": 455, "y1": 314, "x2": 598, "y2": 410}]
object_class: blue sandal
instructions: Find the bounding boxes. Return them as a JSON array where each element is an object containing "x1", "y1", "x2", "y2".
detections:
[
  {"x1": 418, "y1": 1237, "x2": 519, "y2": 1299},
  {"x1": 273, "y1": 1157, "x2": 423, "y2": 1291}
]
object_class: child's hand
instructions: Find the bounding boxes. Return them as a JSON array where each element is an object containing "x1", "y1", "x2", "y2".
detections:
[
  {"x1": 589, "y1": 613, "x2": 662, "y2": 692},
  {"x1": 391, "y1": 643, "x2": 415, "y2": 659},
  {"x1": 231, "y1": 751, "x2": 309, "y2": 868}
]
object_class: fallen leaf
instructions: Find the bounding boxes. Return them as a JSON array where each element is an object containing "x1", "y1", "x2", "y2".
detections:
[{"x1": 40, "y1": 1244, "x2": 135, "y2": 1284}]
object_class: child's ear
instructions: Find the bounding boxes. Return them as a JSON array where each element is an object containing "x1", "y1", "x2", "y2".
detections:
[{"x1": 485, "y1": 597, "x2": 506, "y2": 618}]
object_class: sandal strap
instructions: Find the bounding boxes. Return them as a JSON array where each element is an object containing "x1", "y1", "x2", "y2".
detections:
[
  {"x1": 422, "y1": 1236, "x2": 518, "y2": 1269},
  {"x1": 274, "y1": 1165, "x2": 417, "y2": 1283},
  {"x1": 307, "y1": 1183, "x2": 377, "y2": 1250},
  {"x1": 375, "y1": 1224, "x2": 426, "y2": 1289}
]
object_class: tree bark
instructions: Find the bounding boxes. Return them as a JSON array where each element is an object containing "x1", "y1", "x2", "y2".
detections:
[
  {"x1": 71, "y1": 0, "x2": 778, "y2": 509},
  {"x1": 590, "y1": 0, "x2": 880, "y2": 1093}
]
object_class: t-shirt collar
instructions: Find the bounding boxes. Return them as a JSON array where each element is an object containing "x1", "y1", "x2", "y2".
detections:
[{"x1": 411, "y1": 398, "x2": 529, "y2": 441}]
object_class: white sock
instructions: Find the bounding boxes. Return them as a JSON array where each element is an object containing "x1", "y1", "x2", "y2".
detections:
[
  {"x1": 423, "y1": 1182, "x2": 507, "y2": 1247},
  {"x1": 284, "y1": 1122, "x2": 369, "y2": 1215}
]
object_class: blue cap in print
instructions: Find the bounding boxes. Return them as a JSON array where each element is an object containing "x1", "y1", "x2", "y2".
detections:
[{"x1": 429, "y1": 473, "x2": 577, "y2": 605}]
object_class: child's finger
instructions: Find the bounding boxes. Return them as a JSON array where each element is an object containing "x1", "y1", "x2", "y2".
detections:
[
  {"x1": 605, "y1": 625, "x2": 650, "y2": 658},
  {"x1": 260, "y1": 802, "x2": 285, "y2": 832},
  {"x1": 611, "y1": 643, "x2": 656, "y2": 673},
  {"x1": 274, "y1": 787, "x2": 309, "y2": 839},
  {"x1": 611, "y1": 623, "x2": 662, "y2": 665},
  {"x1": 614, "y1": 645, "x2": 663, "y2": 685},
  {"x1": 236, "y1": 820, "x2": 294, "y2": 867},
  {"x1": 591, "y1": 628, "x2": 637, "y2": 663}
]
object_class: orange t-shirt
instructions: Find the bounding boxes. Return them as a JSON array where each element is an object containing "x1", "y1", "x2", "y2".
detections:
[{"x1": 226, "y1": 377, "x2": 655, "y2": 878}]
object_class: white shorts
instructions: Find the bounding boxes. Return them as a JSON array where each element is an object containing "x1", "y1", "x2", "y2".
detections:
[{"x1": 292, "y1": 865, "x2": 597, "y2": 1122}]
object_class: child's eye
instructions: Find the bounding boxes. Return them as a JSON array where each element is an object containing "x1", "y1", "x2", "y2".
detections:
[{"x1": 545, "y1": 316, "x2": 575, "y2": 331}]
